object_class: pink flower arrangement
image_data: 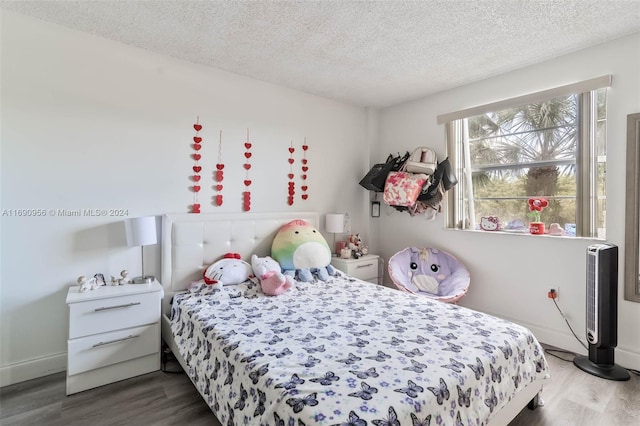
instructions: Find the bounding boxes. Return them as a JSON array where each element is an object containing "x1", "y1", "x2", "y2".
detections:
[{"x1": 527, "y1": 197, "x2": 548, "y2": 223}]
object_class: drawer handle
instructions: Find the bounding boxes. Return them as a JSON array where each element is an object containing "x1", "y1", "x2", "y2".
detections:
[
  {"x1": 356, "y1": 263, "x2": 374, "y2": 268},
  {"x1": 92, "y1": 334, "x2": 139, "y2": 348},
  {"x1": 94, "y1": 302, "x2": 141, "y2": 312}
]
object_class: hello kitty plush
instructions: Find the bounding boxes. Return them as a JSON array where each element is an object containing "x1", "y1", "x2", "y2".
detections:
[
  {"x1": 251, "y1": 254, "x2": 294, "y2": 296},
  {"x1": 480, "y1": 216, "x2": 501, "y2": 231},
  {"x1": 203, "y1": 253, "x2": 252, "y2": 286}
]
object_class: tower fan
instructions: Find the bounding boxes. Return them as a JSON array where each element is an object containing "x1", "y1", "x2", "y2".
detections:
[{"x1": 573, "y1": 243, "x2": 630, "y2": 381}]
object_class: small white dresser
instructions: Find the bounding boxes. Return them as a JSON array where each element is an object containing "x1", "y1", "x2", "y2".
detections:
[
  {"x1": 331, "y1": 254, "x2": 381, "y2": 284},
  {"x1": 65, "y1": 281, "x2": 163, "y2": 395}
]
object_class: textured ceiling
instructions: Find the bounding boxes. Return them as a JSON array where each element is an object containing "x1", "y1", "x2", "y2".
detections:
[{"x1": 2, "y1": 0, "x2": 639, "y2": 107}]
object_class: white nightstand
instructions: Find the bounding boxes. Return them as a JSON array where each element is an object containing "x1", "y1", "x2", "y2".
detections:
[
  {"x1": 65, "y1": 281, "x2": 163, "y2": 395},
  {"x1": 331, "y1": 254, "x2": 381, "y2": 284}
]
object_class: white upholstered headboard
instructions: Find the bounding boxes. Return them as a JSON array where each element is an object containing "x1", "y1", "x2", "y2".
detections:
[{"x1": 161, "y1": 212, "x2": 319, "y2": 311}]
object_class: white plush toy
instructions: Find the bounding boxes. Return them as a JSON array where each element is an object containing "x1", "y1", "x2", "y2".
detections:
[
  {"x1": 203, "y1": 253, "x2": 252, "y2": 286},
  {"x1": 251, "y1": 254, "x2": 294, "y2": 296}
]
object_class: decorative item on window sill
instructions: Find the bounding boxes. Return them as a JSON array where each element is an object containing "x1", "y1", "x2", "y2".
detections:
[
  {"x1": 548, "y1": 223, "x2": 564, "y2": 236},
  {"x1": 243, "y1": 128, "x2": 252, "y2": 211},
  {"x1": 301, "y1": 139, "x2": 309, "y2": 201},
  {"x1": 287, "y1": 141, "x2": 295, "y2": 206},
  {"x1": 191, "y1": 117, "x2": 203, "y2": 213},
  {"x1": 480, "y1": 216, "x2": 501, "y2": 231},
  {"x1": 214, "y1": 130, "x2": 224, "y2": 206},
  {"x1": 527, "y1": 197, "x2": 548, "y2": 235}
]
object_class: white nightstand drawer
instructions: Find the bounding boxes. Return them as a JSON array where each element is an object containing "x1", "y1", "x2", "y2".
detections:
[
  {"x1": 67, "y1": 323, "x2": 159, "y2": 376},
  {"x1": 331, "y1": 254, "x2": 380, "y2": 283},
  {"x1": 348, "y1": 259, "x2": 378, "y2": 281},
  {"x1": 69, "y1": 291, "x2": 160, "y2": 339}
]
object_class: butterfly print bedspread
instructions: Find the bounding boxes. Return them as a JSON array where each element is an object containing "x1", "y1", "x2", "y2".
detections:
[{"x1": 170, "y1": 274, "x2": 549, "y2": 425}]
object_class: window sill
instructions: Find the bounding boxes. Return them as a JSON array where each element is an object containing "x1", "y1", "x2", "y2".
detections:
[{"x1": 444, "y1": 227, "x2": 606, "y2": 242}]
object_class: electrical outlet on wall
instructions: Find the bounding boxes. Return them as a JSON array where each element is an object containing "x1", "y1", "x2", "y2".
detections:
[{"x1": 547, "y1": 286, "x2": 559, "y2": 300}]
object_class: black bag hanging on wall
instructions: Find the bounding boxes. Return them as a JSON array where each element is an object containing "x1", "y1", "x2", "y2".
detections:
[
  {"x1": 359, "y1": 152, "x2": 409, "y2": 192},
  {"x1": 418, "y1": 157, "x2": 458, "y2": 201}
]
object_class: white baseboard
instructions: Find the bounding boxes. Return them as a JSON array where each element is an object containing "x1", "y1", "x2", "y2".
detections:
[
  {"x1": 526, "y1": 322, "x2": 640, "y2": 372},
  {"x1": 465, "y1": 305, "x2": 640, "y2": 372},
  {"x1": 0, "y1": 352, "x2": 67, "y2": 387}
]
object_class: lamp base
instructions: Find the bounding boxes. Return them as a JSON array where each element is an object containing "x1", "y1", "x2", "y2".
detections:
[{"x1": 132, "y1": 275, "x2": 155, "y2": 284}]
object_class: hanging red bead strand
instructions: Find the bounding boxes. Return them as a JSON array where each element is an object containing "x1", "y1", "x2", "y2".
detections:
[
  {"x1": 287, "y1": 141, "x2": 295, "y2": 206},
  {"x1": 301, "y1": 138, "x2": 309, "y2": 201},
  {"x1": 191, "y1": 117, "x2": 203, "y2": 214},
  {"x1": 214, "y1": 130, "x2": 224, "y2": 206},
  {"x1": 243, "y1": 128, "x2": 252, "y2": 211}
]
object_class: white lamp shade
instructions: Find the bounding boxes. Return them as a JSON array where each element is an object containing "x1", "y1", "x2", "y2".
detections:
[
  {"x1": 125, "y1": 216, "x2": 158, "y2": 247},
  {"x1": 325, "y1": 213, "x2": 345, "y2": 233}
]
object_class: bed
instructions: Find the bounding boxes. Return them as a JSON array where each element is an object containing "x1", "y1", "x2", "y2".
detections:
[{"x1": 160, "y1": 212, "x2": 549, "y2": 425}]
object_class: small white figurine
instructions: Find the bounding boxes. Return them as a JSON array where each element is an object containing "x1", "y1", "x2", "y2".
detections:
[
  {"x1": 340, "y1": 247, "x2": 352, "y2": 259},
  {"x1": 110, "y1": 276, "x2": 120, "y2": 286},
  {"x1": 118, "y1": 270, "x2": 131, "y2": 285},
  {"x1": 78, "y1": 275, "x2": 99, "y2": 292}
]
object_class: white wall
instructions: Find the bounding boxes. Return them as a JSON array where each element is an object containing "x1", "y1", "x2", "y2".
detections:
[
  {"x1": 378, "y1": 33, "x2": 640, "y2": 370},
  {"x1": 0, "y1": 11, "x2": 372, "y2": 385}
]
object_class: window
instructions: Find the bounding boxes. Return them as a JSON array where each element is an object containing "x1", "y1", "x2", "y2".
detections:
[{"x1": 439, "y1": 76, "x2": 611, "y2": 238}]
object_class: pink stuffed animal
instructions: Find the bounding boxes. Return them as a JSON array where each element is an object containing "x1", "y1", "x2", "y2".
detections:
[{"x1": 251, "y1": 254, "x2": 293, "y2": 296}]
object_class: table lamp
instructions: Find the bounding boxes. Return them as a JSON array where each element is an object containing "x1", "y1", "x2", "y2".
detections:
[
  {"x1": 125, "y1": 216, "x2": 158, "y2": 284},
  {"x1": 325, "y1": 213, "x2": 345, "y2": 256}
]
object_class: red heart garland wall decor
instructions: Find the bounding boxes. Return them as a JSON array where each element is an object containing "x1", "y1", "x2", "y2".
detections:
[
  {"x1": 190, "y1": 116, "x2": 202, "y2": 214},
  {"x1": 287, "y1": 141, "x2": 295, "y2": 206},
  {"x1": 214, "y1": 130, "x2": 224, "y2": 206},
  {"x1": 243, "y1": 129, "x2": 252, "y2": 211},
  {"x1": 300, "y1": 138, "x2": 309, "y2": 201}
]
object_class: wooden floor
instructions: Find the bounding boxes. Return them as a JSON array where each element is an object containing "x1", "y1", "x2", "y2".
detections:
[{"x1": 1, "y1": 346, "x2": 639, "y2": 426}]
